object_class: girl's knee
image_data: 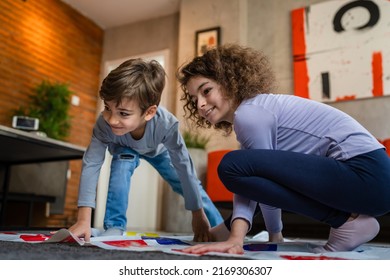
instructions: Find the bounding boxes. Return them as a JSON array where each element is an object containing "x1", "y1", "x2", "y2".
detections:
[
  {"x1": 217, "y1": 151, "x2": 240, "y2": 176},
  {"x1": 217, "y1": 151, "x2": 240, "y2": 191}
]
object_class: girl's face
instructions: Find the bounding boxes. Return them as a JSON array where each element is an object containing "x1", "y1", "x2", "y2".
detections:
[
  {"x1": 186, "y1": 76, "x2": 235, "y2": 124},
  {"x1": 102, "y1": 98, "x2": 156, "y2": 138}
]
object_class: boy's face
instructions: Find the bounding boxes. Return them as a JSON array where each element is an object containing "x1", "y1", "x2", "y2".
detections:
[{"x1": 102, "y1": 98, "x2": 155, "y2": 137}]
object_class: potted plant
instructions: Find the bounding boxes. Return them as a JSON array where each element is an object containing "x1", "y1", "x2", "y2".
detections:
[
  {"x1": 182, "y1": 130, "x2": 210, "y2": 150},
  {"x1": 182, "y1": 130, "x2": 210, "y2": 186},
  {"x1": 13, "y1": 80, "x2": 73, "y2": 140}
]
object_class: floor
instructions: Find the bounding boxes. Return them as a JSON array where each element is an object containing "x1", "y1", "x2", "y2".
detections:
[
  {"x1": 0, "y1": 207, "x2": 389, "y2": 260},
  {"x1": 0, "y1": 227, "x2": 389, "y2": 260}
]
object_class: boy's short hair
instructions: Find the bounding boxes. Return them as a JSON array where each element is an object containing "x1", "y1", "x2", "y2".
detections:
[{"x1": 100, "y1": 58, "x2": 166, "y2": 113}]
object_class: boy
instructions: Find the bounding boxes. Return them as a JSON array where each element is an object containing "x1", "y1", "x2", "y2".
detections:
[{"x1": 69, "y1": 58, "x2": 223, "y2": 242}]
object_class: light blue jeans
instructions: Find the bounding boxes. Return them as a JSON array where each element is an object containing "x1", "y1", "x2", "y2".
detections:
[{"x1": 103, "y1": 144, "x2": 223, "y2": 231}]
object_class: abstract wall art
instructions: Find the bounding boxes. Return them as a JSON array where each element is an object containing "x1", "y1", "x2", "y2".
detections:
[{"x1": 291, "y1": 0, "x2": 390, "y2": 102}]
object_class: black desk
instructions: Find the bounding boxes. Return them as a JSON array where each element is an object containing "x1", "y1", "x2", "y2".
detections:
[{"x1": 0, "y1": 125, "x2": 85, "y2": 226}]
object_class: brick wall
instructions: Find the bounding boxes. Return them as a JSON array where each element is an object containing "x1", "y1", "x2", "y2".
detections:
[{"x1": 0, "y1": 0, "x2": 103, "y2": 227}]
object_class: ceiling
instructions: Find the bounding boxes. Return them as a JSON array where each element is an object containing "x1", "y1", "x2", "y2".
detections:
[{"x1": 61, "y1": 0, "x2": 181, "y2": 29}]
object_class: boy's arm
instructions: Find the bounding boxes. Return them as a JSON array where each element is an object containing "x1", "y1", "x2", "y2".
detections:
[
  {"x1": 161, "y1": 123, "x2": 205, "y2": 209},
  {"x1": 69, "y1": 116, "x2": 110, "y2": 242},
  {"x1": 77, "y1": 131, "x2": 109, "y2": 209},
  {"x1": 71, "y1": 138, "x2": 105, "y2": 242},
  {"x1": 164, "y1": 130, "x2": 212, "y2": 240},
  {"x1": 157, "y1": 115, "x2": 212, "y2": 239}
]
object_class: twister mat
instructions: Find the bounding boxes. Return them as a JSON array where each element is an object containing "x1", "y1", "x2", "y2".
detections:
[{"x1": 0, "y1": 229, "x2": 389, "y2": 260}]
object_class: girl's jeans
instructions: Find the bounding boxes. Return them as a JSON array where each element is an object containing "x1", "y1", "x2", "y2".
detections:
[{"x1": 103, "y1": 144, "x2": 223, "y2": 231}]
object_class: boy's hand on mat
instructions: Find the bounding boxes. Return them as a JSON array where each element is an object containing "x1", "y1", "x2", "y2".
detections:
[
  {"x1": 68, "y1": 221, "x2": 91, "y2": 243},
  {"x1": 68, "y1": 206, "x2": 92, "y2": 242},
  {"x1": 191, "y1": 209, "x2": 212, "y2": 242}
]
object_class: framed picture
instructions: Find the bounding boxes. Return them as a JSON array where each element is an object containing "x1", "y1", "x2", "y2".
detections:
[{"x1": 195, "y1": 27, "x2": 221, "y2": 57}]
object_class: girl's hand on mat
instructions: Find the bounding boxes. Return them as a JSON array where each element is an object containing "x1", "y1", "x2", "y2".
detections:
[
  {"x1": 183, "y1": 240, "x2": 244, "y2": 255},
  {"x1": 192, "y1": 209, "x2": 212, "y2": 242},
  {"x1": 186, "y1": 218, "x2": 247, "y2": 254}
]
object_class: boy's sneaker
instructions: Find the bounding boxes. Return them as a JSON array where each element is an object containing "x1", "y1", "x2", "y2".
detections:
[{"x1": 101, "y1": 228, "x2": 124, "y2": 237}]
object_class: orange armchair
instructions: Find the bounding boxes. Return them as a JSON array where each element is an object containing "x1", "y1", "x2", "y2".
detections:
[
  {"x1": 206, "y1": 150, "x2": 234, "y2": 208},
  {"x1": 383, "y1": 138, "x2": 390, "y2": 157},
  {"x1": 378, "y1": 138, "x2": 390, "y2": 157}
]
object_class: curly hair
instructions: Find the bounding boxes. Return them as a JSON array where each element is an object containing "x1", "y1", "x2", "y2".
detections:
[
  {"x1": 100, "y1": 58, "x2": 166, "y2": 114},
  {"x1": 177, "y1": 44, "x2": 276, "y2": 134}
]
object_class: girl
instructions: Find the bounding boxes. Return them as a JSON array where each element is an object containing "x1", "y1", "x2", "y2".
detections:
[{"x1": 176, "y1": 44, "x2": 390, "y2": 254}]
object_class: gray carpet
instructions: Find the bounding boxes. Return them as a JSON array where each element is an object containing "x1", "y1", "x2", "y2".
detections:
[{"x1": 0, "y1": 240, "x2": 248, "y2": 260}]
